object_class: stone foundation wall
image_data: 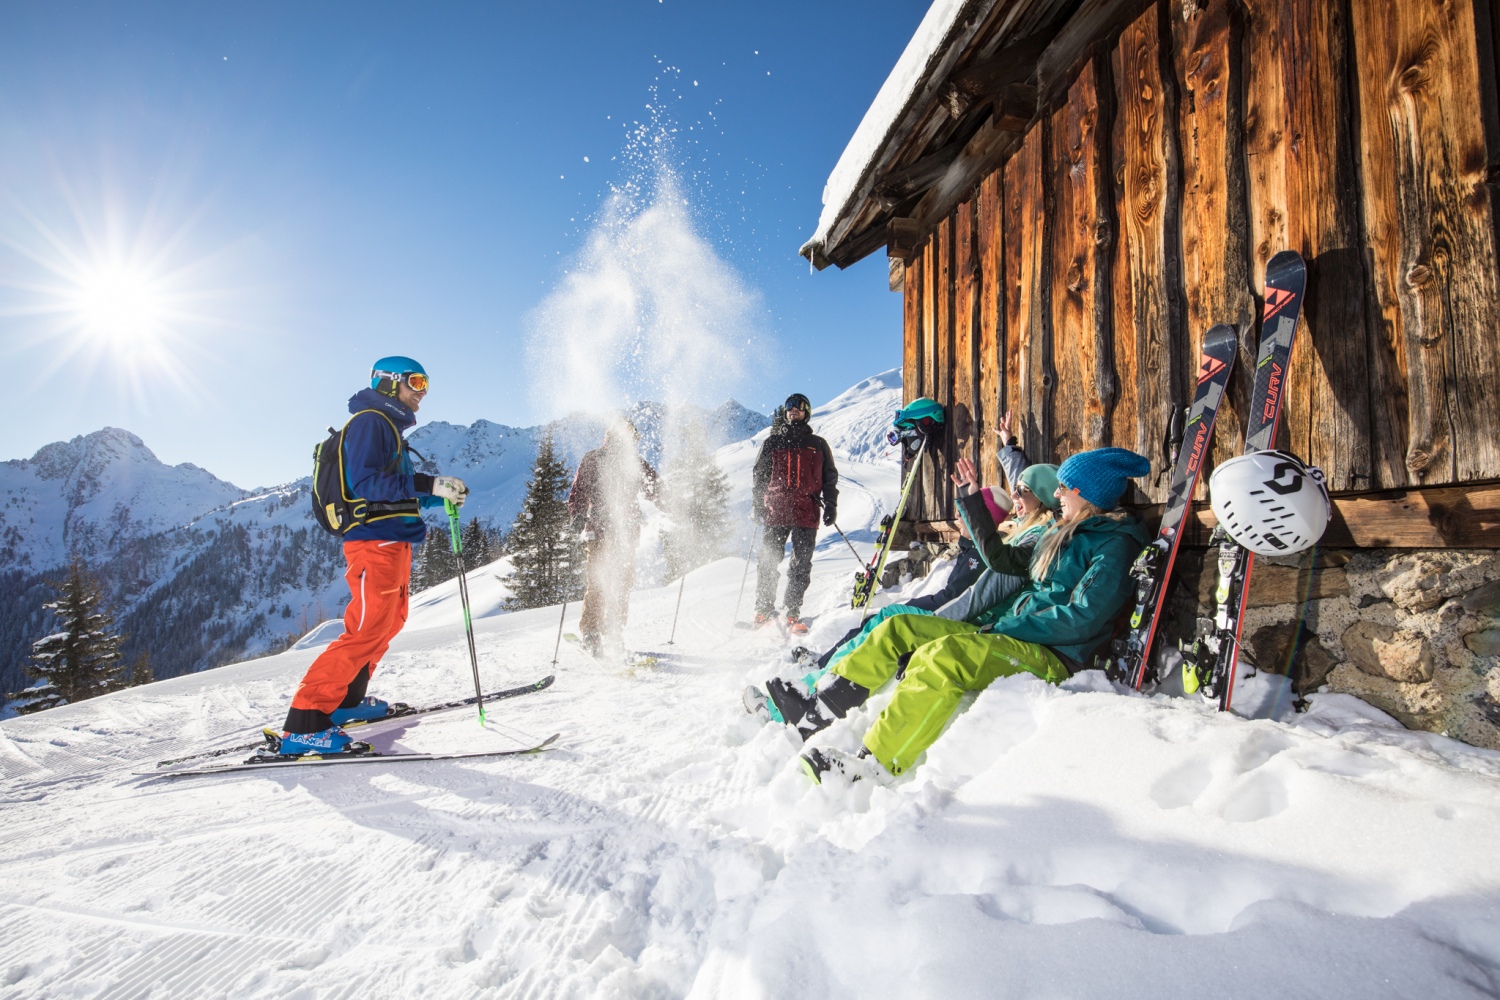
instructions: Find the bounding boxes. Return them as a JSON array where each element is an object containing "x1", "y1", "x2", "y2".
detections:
[{"x1": 1167, "y1": 548, "x2": 1500, "y2": 750}]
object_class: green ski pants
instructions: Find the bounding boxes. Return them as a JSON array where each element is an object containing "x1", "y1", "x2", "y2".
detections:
[{"x1": 831, "y1": 614, "x2": 1069, "y2": 775}]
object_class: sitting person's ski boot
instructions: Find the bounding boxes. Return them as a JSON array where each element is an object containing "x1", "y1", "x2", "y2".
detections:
[
  {"x1": 330, "y1": 696, "x2": 390, "y2": 725},
  {"x1": 270, "y1": 726, "x2": 356, "y2": 757},
  {"x1": 799, "y1": 746, "x2": 887, "y2": 785},
  {"x1": 765, "y1": 674, "x2": 868, "y2": 743}
]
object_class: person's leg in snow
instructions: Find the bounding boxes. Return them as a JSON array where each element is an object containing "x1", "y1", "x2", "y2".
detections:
[
  {"x1": 754, "y1": 524, "x2": 793, "y2": 622},
  {"x1": 768, "y1": 613, "x2": 977, "y2": 741},
  {"x1": 283, "y1": 540, "x2": 410, "y2": 742},
  {"x1": 860, "y1": 632, "x2": 1069, "y2": 775},
  {"x1": 783, "y1": 526, "x2": 817, "y2": 629}
]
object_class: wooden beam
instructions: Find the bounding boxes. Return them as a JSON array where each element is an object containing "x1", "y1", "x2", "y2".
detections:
[
  {"x1": 1171, "y1": 0, "x2": 1255, "y2": 481},
  {"x1": 1036, "y1": 0, "x2": 1153, "y2": 105},
  {"x1": 1111, "y1": 3, "x2": 1183, "y2": 502},
  {"x1": 1169, "y1": 483, "x2": 1500, "y2": 549},
  {"x1": 1005, "y1": 122, "x2": 1052, "y2": 461},
  {"x1": 1241, "y1": 0, "x2": 1373, "y2": 492},
  {"x1": 1050, "y1": 56, "x2": 1116, "y2": 459},
  {"x1": 952, "y1": 32, "x2": 1053, "y2": 98},
  {"x1": 887, "y1": 217, "x2": 923, "y2": 261},
  {"x1": 1350, "y1": 0, "x2": 1500, "y2": 486},
  {"x1": 978, "y1": 170, "x2": 1005, "y2": 490},
  {"x1": 917, "y1": 483, "x2": 1500, "y2": 548}
]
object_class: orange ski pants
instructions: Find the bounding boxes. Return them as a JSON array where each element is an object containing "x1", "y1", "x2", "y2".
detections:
[{"x1": 289, "y1": 540, "x2": 411, "y2": 717}]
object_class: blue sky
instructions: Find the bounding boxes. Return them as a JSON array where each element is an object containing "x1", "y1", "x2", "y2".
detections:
[{"x1": 0, "y1": 1, "x2": 922, "y2": 488}]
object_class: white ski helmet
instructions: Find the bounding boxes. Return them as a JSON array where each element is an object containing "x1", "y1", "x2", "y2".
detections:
[{"x1": 1208, "y1": 450, "x2": 1330, "y2": 556}]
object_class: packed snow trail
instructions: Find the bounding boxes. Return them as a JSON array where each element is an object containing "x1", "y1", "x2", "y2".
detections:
[{"x1": 3, "y1": 377, "x2": 1499, "y2": 997}]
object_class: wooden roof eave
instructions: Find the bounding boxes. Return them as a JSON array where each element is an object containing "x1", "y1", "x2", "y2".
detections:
[{"x1": 809, "y1": 0, "x2": 1155, "y2": 271}]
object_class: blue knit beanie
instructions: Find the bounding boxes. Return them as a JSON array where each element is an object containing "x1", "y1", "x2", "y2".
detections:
[{"x1": 1056, "y1": 447, "x2": 1152, "y2": 510}]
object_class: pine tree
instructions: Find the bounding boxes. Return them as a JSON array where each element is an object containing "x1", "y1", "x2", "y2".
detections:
[
  {"x1": 461, "y1": 518, "x2": 492, "y2": 567},
  {"x1": 503, "y1": 432, "x2": 584, "y2": 609},
  {"x1": 125, "y1": 650, "x2": 154, "y2": 687},
  {"x1": 9, "y1": 562, "x2": 125, "y2": 713},
  {"x1": 660, "y1": 429, "x2": 732, "y2": 580},
  {"x1": 413, "y1": 525, "x2": 457, "y2": 592}
]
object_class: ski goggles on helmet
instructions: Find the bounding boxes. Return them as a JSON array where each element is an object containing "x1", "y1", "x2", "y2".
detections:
[{"x1": 374, "y1": 369, "x2": 429, "y2": 392}]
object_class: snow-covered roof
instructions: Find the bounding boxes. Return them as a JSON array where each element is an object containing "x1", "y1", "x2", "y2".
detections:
[{"x1": 801, "y1": 0, "x2": 974, "y2": 266}]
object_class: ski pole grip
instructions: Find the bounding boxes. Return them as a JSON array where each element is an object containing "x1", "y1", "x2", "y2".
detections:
[{"x1": 445, "y1": 499, "x2": 462, "y2": 553}]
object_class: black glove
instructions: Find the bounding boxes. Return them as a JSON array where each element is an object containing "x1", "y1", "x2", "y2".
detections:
[
  {"x1": 750, "y1": 505, "x2": 763, "y2": 524},
  {"x1": 571, "y1": 516, "x2": 586, "y2": 533},
  {"x1": 823, "y1": 507, "x2": 837, "y2": 527}
]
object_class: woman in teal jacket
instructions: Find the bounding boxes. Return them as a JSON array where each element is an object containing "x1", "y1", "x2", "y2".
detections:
[{"x1": 791, "y1": 447, "x2": 1152, "y2": 783}]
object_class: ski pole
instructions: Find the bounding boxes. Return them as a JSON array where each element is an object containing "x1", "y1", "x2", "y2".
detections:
[
  {"x1": 831, "y1": 522, "x2": 863, "y2": 565},
  {"x1": 551, "y1": 600, "x2": 568, "y2": 666},
  {"x1": 732, "y1": 523, "x2": 762, "y2": 631},
  {"x1": 667, "y1": 569, "x2": 688, "y2": 645},
  {"x1": 445, "y1": 499, "x2": 486, "y2": 725}
]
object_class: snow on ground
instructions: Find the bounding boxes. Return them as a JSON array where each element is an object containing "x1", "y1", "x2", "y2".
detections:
[{"x1": 3, "y1": 379, "x2": 1500, "y2": 998}]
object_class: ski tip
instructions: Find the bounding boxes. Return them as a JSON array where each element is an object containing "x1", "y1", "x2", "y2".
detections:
[{"x1": 534, "y1": 733, "x2": 561, "y2": 751}]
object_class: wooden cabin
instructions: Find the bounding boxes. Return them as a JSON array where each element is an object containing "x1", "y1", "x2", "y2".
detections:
[{"x1": 803, "y1": 0, "x2": 1500, "y2": 746}]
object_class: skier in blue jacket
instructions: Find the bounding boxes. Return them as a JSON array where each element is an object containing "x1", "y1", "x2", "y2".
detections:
[{"x1": 279, "y1": 357, "x2": 469, "y2": 756}]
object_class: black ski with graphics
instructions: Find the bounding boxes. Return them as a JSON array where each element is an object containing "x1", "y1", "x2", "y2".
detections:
[
  {"x1": 151, "y1": 675, "x2": 556, "y2": 769},
  {"x1": 1184, "y1": 250, "x2": 1307, "y2": 710},
  {"x1": 142, "y1": 734, "x2": 560, "y2": 778},
  {"x1": 1101, "y1": 325, "x2": 1238, "y2": 689}
]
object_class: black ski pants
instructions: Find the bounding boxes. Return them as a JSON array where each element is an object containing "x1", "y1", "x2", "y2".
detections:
[{"x1": 755, "y1": 524, "x2": 817, "y2": 617}]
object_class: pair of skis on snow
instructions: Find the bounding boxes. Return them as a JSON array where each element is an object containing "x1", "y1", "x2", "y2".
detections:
[
  {"x1": 1100, "y1": 250, "x2": 1306, "y2": 712},
  {"x1": 143, "y1": 675, "x2": 559, "y2": 777}
]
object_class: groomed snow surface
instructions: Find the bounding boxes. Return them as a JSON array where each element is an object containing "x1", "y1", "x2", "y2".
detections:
[{"x1": 4, "y1": 395, "x2": 1500, "y2": 998}]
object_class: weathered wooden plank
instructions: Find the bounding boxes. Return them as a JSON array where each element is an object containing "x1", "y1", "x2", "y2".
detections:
[
  {"x1": 952, "y1": 198, "x2": 979, "y2": 508},
  {"x1": 934, "y1": 214, "x2": 954, "y2": 518},
  {"x1": 903, "y1": 251, "x2": 922, "y2": 406},
  {"x1": 1171, "y1": 0, "x2": 1255, "y2": 481},
  {"x1": 1111, "y1": 3, "x2": 1181, "y2": 502},
  {"x1": 919, "y1": 237, "x2": 937, "y2": 521},
  {"x1": 1050, "y1": 57, "x2": 1116, "y2": 462},
  {"x1": 1004, "y1": 122, "x2": 1052, "y2": 461},
  {"x1": 1168, "y1": 483, "x2": 1500, "y2": 548},
  {"x1": 1351, "y1": 0, "x2": 1500, "y2": 486},
  {"x1": 978, "y1": 170, "x2": 1005, "y2": 490},
  {"x1": 1241, "y1": 0, "x2": 1374, "y2": 491}
]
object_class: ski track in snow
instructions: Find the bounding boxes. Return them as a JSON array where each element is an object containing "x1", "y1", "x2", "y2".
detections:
[{"x1": 4, "y1": 381, "x2": 1500, "y2": 997}]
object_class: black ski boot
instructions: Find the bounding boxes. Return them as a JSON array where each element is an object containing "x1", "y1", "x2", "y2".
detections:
[{"x1": 782, "y1": 674, "x2": 870, "y2": 742}]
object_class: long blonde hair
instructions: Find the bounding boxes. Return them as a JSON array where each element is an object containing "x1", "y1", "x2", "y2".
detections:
[{"x1": 1030, "y1": 501, "x2": 1128, "y2": 581}]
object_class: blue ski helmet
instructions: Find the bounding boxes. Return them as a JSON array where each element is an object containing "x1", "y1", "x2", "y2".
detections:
[{"x1": 370, "y1": 356, "x2": 427, "y2": 397}]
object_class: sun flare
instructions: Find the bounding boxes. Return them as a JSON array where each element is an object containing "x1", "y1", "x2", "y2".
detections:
[{"x1": 73, "y1": 263, "x2": 168, "y2": 345}]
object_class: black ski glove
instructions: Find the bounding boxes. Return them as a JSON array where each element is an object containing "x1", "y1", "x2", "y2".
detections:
[{"x1": 823, "y1": 506, "x2": 837, "y2": 527}]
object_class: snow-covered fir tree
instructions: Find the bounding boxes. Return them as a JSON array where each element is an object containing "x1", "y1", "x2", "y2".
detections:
[
  {"x1": 660, "y1": 430, "x2": 732, "y2": 580},
  {"x1": 412, "y1": 526, "x2": 457, "y2": 592},
  {"x1": 503, "y1": 432, "x2": 583, "y2": 609},
  {"x1": 10, "y1": 563, "x2": 125, "y2": 713},
  {"x1": 460, "y1": 517, "x2": 492, "y2": 567}
]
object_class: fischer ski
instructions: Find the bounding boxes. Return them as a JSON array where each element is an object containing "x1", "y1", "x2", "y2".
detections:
[
  {"x1": 1184, "y1": 250, "x2": 1307, "y2": 711},
  {"x1": 1101, "y1": 324, "x2": 1238, "y2": 689},
  {"x1": 151, "y1": 675, "x2": 556, "y2": 769},
  {"x1": 142, "y1": 734, "x2": 560, "y2": 778}
]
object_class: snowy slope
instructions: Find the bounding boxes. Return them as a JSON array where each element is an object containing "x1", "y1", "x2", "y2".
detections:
[{"x1": 2, "y1": 485, "x2": 1498, "y2": 997}]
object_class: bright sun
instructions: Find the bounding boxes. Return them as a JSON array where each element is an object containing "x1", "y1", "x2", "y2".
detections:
[{"x1": 74, "y1": 264, "x2": 167, "y2": 346}]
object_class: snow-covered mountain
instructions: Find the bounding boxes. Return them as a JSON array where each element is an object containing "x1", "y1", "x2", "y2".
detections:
[
  {"x1": 0, "y1": 378, "x2": 898, "y2": 700},
  {"x1": 0, "y1": 427, "x2": 248, "y2": 572}
]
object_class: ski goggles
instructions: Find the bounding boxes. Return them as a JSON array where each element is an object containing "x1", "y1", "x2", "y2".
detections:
[{"x1": 375, "y1": 370, "x2": 429, "y2": 392}]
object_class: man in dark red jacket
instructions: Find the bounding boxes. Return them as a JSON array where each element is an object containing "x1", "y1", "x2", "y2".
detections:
[{"x1": 752, "y1": 393, "x2": 838, "y2": 633}]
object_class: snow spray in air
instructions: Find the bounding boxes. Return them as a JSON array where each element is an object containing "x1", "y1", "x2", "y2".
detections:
[{"x1": 526, "y1": 168, "x2": 761, "y2": 424}]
